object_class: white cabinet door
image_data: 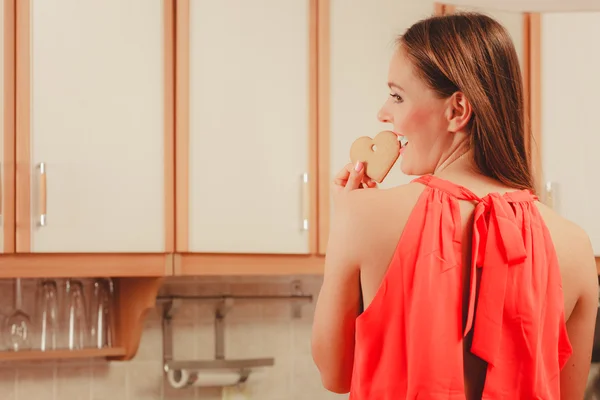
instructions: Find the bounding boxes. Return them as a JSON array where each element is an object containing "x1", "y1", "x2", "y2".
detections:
[
  {"x1": 184, "y1": 0, "x2": 312, "y2": 254},
  {"x1": 320, "y1": 0, "x2": 435, "y2": 252},
  {"x1": 540, "y1": 12, "x2": 600, "y2": 255},
  {"x1": 327, "y1": 1, "x2": 434, "y2": 194},
  {"x1": 451, "y1": 5, "x2": 525, "y2": 70},
  {"x1": 17, "y1": 0, "x2": 169, "y2": 253}
]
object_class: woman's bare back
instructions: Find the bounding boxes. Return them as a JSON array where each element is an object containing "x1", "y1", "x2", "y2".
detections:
[{"x1": 353, "y1": 177, "x2": 598, "y2": 399}]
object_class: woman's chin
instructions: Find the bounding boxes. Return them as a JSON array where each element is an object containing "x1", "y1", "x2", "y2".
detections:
[
  {"x1": 399, "y1": 157, "x2": 415, "y2": 176},
  {"x1": 399, "y1": 157, "x2": 431, "y2": 177}
]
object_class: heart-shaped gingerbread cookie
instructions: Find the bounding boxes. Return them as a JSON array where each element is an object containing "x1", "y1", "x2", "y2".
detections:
[{"x1": 350, "y1": 130, "x2": 401, "y2": 183}]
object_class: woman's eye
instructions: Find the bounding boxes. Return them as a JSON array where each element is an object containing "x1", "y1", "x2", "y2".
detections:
[{"x1": 389, "y1": 93, "x2": 403, "y2": 103}]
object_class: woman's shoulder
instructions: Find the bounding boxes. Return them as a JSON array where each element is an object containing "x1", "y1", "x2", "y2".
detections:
[
  {"x1": 535, "y1": 202, "x2": 597, "y2": 317},
  {"x1": 536, "y1": 201, "x2": 595, "y2": 274},
  {"x1": 330, "y1": 182, "x2": 426, "y2": 265},
  {"x1": 334, "y1": 182, "x2": 425, "y2": 228}
]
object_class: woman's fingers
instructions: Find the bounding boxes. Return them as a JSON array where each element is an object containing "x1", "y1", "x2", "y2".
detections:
[
  {"x1": 344, "y1": 162, "x2": 365, "y2": 192},
  {"x1": 332, "y1": 162, "x2": 377, "y2": 191}
]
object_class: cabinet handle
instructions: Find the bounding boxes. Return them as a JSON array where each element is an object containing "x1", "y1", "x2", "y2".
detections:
[
  {"x1": 301, "y1": 173, "x2": 309, "y2": 231},
  {"x1": 544, "y1": 181, "x2": 554, "y2": 210},
  {"x1": 39, "y1": 162, "x2": 47, "y2": 227}
]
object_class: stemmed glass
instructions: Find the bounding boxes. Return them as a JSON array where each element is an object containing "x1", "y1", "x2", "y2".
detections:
[{"x1": 3, "y1": 278, "x2": 32, "y2": 351}]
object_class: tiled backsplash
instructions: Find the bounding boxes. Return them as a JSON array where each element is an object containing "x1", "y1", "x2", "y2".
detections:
[{"x1": 0, "y1": 275, "x2": 345, "y2": 400}]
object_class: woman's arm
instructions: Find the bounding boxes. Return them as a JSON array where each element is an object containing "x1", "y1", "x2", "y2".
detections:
[{"x1": 311, "y1": 162, "x2": 370, "y2": 393}]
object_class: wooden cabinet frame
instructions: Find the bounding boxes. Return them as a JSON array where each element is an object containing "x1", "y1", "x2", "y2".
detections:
[
  {"x1": 0, "y1": 0, "x2": 331, "y2": 276},
  {"x1": 0, "y1": 0, "x2": 172, "y2": 363},
  {"x1": 2, "y1": 0, "x2": 15, "y2": 253},
  {"x1": 173, "y1": 0, "x2": 324, "y2": 275},
  {"x1": 0, "y1": 0, "x2": 176, "y2": 277}
]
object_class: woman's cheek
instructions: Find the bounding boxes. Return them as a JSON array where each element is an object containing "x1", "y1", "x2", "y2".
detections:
[{"x1": 405, "y1": 107, "x2": 431, "y2": 131}]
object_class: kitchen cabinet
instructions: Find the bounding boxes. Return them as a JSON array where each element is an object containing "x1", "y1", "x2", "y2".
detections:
[
  {"x1": 443, "y1": 4, "x2": 526, "y2": 70},
  {"x1": 175, "y1": 0, "x2": 318, "y2": 256},
  {"x1": 538, "y1": 12, "x2": 600, "y2": 255},
  {"x1": 15, "y1": 0, "x2": 174, "y2": 254},
  {"x1": 317, "y1": 0, "x2": 439, "y2": 253},
  {"x1": 1, "y1": 0, "x2": 14, "y2": 254},
  {"x1": 436, "y1": 2, "x2": 600, "y2": 261},
  {"x1": 0, "y1": 0, "x2": 173, "y2": 363}
]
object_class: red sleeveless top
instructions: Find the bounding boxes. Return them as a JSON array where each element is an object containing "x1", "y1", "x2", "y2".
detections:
[{"x1": 350, "y1": 175, "x2": 573, "y2": 399}]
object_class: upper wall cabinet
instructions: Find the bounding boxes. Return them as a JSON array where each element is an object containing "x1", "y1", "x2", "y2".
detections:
[
  {"x1": 176, "y1": 0, "x2": 317, "y2": 254},
  {"x1": 318, "y1": 0, "x2": 435, "y2": 253},
  {"x1": 16, "y1": 0, "x2": 174, "y2": 253},
  {"x1": 1, "y1": 0, "x2": 15, "y2": 255},
  {"x1": 446, "y1": 4, "x2": 526, "y2": 69},
  {"x1": 438, "y1": 2, "x2": 600, "y2": 255},
  {"x1": 538, "y1": 12, "x2": 600, "y2": 255}
]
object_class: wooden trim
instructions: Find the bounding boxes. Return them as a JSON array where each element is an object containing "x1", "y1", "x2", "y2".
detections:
[
  {"x1": 3, "y1": 0, "x2": 15, "y2": 253},
  {"x1": 0, "y1": 253, "x2": 172, "y2": 277},
  {"x1": 173, "y1": 252, "x2": 182, "y2": 275},
  {"x1": 175, "y1": 0, "x2": 190, "y2": 252},
  {"x1": 178, "y1": 253, "x2": 324, "y2": 276},
  {"x1": 164, "y1": 0, "x2": 175, "y2": 252},
  {"x1": 15, "y1": 0, "x2": 29, "y2": 252},
  {"x1": 434, "y1": 3, "x2": 455, "y2": 15},
  {"x1": 317, "y1": 0, "x2": 330, "y2": 255},
  {"x1": 529, "y1": 14, "x2": 542, "y2": 193},
  {"x1": 308, "y1": 0, "x2": 319, "y2": 254}
]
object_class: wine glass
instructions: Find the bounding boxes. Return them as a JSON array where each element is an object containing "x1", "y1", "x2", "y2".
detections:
[{"x1": 3, "y1": 278, "x2": 32, "y2": 351}]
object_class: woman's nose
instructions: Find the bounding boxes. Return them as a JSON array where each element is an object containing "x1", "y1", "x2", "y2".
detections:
[{"x1": 377, "y1": 107, "x2": 391, "y2": 124}]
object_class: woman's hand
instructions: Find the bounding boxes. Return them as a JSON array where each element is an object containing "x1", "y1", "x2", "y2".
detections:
[{"x1": 332, "y1": 161, "x2": 377, "y2": 196}]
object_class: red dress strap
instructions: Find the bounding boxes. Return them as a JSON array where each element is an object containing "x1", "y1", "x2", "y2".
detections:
[{"x1": 412, "y1": 174, "x2": 539, "y2": 203}]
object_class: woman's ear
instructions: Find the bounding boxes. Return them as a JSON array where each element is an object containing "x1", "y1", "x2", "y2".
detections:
[{"x1": 446, "y1": 92, "x2": 472, "y2": 133}]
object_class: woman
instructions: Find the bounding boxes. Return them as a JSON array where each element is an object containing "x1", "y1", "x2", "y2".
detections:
[{"x1": 311, "y1": 12, "x2": 598, "y2": 399}]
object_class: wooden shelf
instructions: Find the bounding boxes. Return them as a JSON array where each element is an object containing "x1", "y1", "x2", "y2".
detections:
[
  {"x1": 0, "y1": 254, "x2": 173, "y2": 278},
  {"x1": 174, "y1": 253, "x2": 325, "y2": 276},
  {"x1": 0, "y1": 277, "x2": 163, "y2": 362},
  {"x1": 0, "y1": 347, "x2": 126, "y2": 361}
]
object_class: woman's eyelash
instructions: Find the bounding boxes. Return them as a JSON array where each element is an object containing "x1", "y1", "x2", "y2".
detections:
[{"x1": 389, "y1": 93, "x2": 403, "y2": 103}]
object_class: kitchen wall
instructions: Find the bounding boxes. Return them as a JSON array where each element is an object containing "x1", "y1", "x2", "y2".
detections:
[{"x1": 0, "y1": 275, "x2": 343, "y2": 400}]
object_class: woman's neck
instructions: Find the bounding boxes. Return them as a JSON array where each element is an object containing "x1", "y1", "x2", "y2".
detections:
[
  {"x1": 433, "y1": 134, "x2": 477, "y2": 178},
  {"x1": 431, "y1": 135, "x2": 517, "y2": 193}
]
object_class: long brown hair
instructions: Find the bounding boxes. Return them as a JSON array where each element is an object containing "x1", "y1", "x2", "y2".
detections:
[{"x1": 398, "y1": 12, "x2": 534, "y2": 192}]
